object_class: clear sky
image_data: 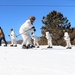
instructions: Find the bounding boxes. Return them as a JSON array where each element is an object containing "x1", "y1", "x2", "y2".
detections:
[{"x1": 0, "y1": 0, "x2": 75, "y2": 41}]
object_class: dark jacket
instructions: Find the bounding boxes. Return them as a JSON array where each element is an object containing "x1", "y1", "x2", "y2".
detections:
[{"x1": 0, "y1": 28, "x2": 4, "y2": 39}]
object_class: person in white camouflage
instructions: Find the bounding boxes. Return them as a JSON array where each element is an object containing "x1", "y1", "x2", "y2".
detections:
[{"x1": 19, "y1": 16, "x2": 36, "y2": 49}]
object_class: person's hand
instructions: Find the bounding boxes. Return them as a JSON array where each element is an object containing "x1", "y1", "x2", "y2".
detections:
[
  {"x1": 34, "y1": 29, "x2": 36, "y2": 32},
  {"x1": 32, "y1": 26, "x2": 35, "y2": 29}
]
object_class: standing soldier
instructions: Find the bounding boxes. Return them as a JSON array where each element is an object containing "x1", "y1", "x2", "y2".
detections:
[
  {"x1": 8, "y1": 28, "x2": 17, "y2": 47},
  {"x1": 64, "y1": 30, "x2": 71, "y2": 49},
  {"x1": 45, "y1": 30, "x2": 53, "y2": 48},
  {"x1": 19, "y1": 16, "x2": 36, "y2": 49},
  {"x1": 0, "y1": 27, "x2": 7, "y2": 46},
  {"x1": 31, "y1": 32, "x2": 39, "y2": 48}
]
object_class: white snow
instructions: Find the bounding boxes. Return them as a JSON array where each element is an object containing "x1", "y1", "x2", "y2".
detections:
[{"x1": 0, "y1": 45, "x2": 75, "y2": 75}]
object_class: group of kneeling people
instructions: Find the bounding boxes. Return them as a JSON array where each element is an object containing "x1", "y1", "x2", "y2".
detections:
[{"x1": 0, "y1": 16, "x2": 72, "y2": 49}]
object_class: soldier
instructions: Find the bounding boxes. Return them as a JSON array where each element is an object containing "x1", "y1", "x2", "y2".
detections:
[
  {"x1": 45, "y1": 30, "x2": 53, "y2": 48},
  {"x1": 64, "y1": 30, "x2": 71, "y2": 49},
  {"x1": 8, "y1": 28, "x2": 17, "y2": 47},
  {"x1": 31, "y1": 32, "x2": 39, "y2": 48},
  {"x1": 0, "y1": 27, "x2": 7, "y2": 46},
  {"x1": 19, "y1": 16, "x2": 36, "y2": 49}
]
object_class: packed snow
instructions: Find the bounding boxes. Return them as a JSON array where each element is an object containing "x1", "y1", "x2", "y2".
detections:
[{"x1": 0, "y1": 44, "x2": 75, "y2": 75}]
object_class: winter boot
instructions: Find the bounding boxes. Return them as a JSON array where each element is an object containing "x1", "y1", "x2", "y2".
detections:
[
  {"x1": 4, "y1": 44, "x2": 7, "y2": 47},
  {"x1": 31, "y1": 45, "x2": 35, "y2": 48},
  {"x1": 50, "y1": 46, "x2": 53, "y2": 48},
  {"x1": 66, "y1": 47, "x2": 69, "y2": 49},
  {"x1": 10, "y1": 44, "x2": 13, "y2": 47},
  {"x1": 47, "y1": 46, "x2": 50, "y2": 48},
  {"x1": 47, "y1": 46, "x2": 52, "y2": 48},
  {"x1": 14, "y1": 45, "x2": 17, "y2": 47},
  {"x1": 37, "y1": 46, "x2": 39, "y2": 48},
  {"x1": 22, "y1": 45, "x2": 28, "y2": 49},
  {"x1": 27, "y1": 44, "x2": 32, "y2": 49},
  {"x1": 69, "y1": 47, "x2": 72, "y2": 49}
]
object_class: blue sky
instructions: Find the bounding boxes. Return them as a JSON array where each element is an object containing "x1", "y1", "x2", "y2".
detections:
[{"x1": 0, "y1": 0, "x2": 75, "y2": 41}]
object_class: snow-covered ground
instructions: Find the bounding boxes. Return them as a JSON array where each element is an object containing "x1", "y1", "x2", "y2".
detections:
[{"x1": 0, "y1": 45, "x2": 75, "y2": 75}]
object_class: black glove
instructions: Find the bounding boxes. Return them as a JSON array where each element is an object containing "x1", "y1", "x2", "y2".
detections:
[
  {"x1": 32, "y1": 26, "x2": 35, "y2": 29},
  {"x1": 34, "y1": 29, "x2": 36, "y2": 32}
]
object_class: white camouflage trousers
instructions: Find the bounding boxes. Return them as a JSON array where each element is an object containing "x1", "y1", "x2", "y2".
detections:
[
  {"x1": 47, "y1": 39, "x2": 52, "y2": 47},
  {"x1": 11, "y1": 39, "x2": 17, "y2": 45},
  {"x1": 65, "y1": 40, "x2": 71, "y2": 47},
  {"x1": 21, "y1": 33, "x2": 32, "y2": 46}
]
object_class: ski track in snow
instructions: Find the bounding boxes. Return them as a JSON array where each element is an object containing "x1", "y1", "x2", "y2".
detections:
[{"x1": 0, "y1": 45, "x2": 75, "y2": 75}]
